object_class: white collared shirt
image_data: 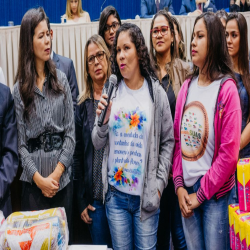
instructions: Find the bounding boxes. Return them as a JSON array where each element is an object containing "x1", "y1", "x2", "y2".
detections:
[{"x1": 155, "y1": 0, "x2": 160, "y2": 3}]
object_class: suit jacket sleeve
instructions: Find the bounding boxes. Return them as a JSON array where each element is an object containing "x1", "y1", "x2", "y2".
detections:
[
  {"x1": 68, "y1": 60, "x2": 79, "y2": 113},
  {"x1": 168, "y1": 0, "x2": 175, "y2": 14},
  {"x1": 0, "y1": 88, "x2": 18, "y2": 202},
  {"x1": 141, "y1": 0, "x2": 154, "y2": 18},
  {"x1": 179, "y1": 0, "x2": 188, "y2": 15},
  {"x1": 205, "y1": 0, "x2": 217, "y2": 12}
]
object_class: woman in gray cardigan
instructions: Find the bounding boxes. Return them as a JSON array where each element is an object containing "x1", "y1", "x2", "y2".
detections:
[{"x1": 92, "y1": 23, "x2": 175, "y2": 250}]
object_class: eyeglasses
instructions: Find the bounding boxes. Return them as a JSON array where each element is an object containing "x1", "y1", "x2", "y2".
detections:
[
  {"x1": 104, "y1": 22, "x2": 120, "y2": 33},
  {"x1": 87, "y1": 51, "x2": 105, "y2": 65},
  {"x1": 151, "y1": 26, "x2": 169, "y2": 38}
]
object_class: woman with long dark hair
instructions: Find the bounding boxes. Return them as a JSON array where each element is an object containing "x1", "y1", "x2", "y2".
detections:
[
  {"x1": 226, "y1": 12, "x2": 250, "y2": 159},
  {"x1": 74, "y1": 34, "x2": 112, "y2": 247},
  {"x1": 172, "y1": 12, "x2": 241, "y2": 250},
  {"x1": 92, "y1": 23, "x2": 175, "y2": 249},
  {"x1": 13, "y1": 7, "x2": 75, "y2": 233},
  {"x1": 98, "y1": 6, "x2": 121, "y2": 53},
  {"x1": 171, "y1": 16, "x2": 186, "y2": 61},
  {"x1": 149, "y1": 10, "x2": 189, "y2": 250}
]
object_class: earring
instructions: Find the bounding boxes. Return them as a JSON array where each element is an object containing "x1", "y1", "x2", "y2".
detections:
[{"x1": 171, "y1": 42, "x2": 173, "y2": 47}]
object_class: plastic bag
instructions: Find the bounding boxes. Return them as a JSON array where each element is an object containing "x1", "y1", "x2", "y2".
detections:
[{"x1": 0, "y1": 207, "x2": 68, "y2": 250}]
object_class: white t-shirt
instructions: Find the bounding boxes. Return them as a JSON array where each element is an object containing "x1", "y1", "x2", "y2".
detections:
[
  {"x1": 181, "y1": 76, "x2": 221, "y2": 187},
  {"x1": 108, "y1": 79, "x2": 152, "y2": 196}
]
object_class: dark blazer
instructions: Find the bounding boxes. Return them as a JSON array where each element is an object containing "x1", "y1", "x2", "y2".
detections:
[
  {"x1": 141, "y1": 0, "x2": 175, "y2": 18},
  {"x1": 179, "y1": 0, "x2": 217, "y2": 15},
  {"x1": 73, "y1": 97, "x2": 96, "y2": 213},
  {"x1": 230, "y1": 2, "x2": 250, "y2": 12},
  {"x1": 52, "y1": 52, "x2": 79, "y2": 111},
  {"x1": 0, "y1": 83, "x2": 18, "y2": 217}
]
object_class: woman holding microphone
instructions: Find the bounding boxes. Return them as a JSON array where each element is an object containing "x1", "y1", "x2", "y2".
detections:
[{"x1": 92, "y1": 23, "x2": 175, "y2": 250}]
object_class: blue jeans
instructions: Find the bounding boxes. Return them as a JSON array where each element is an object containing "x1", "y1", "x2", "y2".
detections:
[
  {"x1": 157, "y1": 178, "x2": 187, "y2": 250},
  {"x1": 88, "y1": 200, "x2": 112, "y2": 248},
  {"x1": 105, "y1": 185, "x2": 160, "y2": 250},
  {"x1": 182, "y1": 178, "x2": 237, "y2": 250}
]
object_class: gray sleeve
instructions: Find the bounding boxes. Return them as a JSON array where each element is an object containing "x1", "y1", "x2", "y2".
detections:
[
  {"x1": 13, "y1": 84, "x2": 38, "y2": 182},
  {"x1": 156, "y1": 86, "x2": 175, "y2": 195},
  {"x1": 58, "y1": 73, "x2": 76, "y2": 169},
  {"x1": 92, "y1": 87, "x2": 109, "y2": 150}
]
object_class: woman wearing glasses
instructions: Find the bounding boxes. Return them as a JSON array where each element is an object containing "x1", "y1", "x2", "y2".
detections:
[
  {"x1": 149, "y1": 10, "x2": 190, "y2": 250},
  {"x1": 74, "y1": 34, "x2": 112, "y2": 247},
  {"x1": 98, "y1": 6, "x2": 121, "y2": 53}
]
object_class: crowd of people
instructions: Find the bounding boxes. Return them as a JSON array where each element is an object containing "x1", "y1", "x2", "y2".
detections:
[{"x1": 0, "y1": 1, "x2": 250, "y2": 250}]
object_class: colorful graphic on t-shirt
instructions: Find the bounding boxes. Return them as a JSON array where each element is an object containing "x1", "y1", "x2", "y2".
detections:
[
  {"x1": 181, "y1": 101, "x2": 209, "y2": 161},
  {"x1": 110, "y1": 164, "x2": 141, "y2": 191},
  {"x1": 109, "y1": 106, "x2": 148, "y2": 194},
  {"x1": 111, "y1": 107, "x2": 147, "y2": 134}
]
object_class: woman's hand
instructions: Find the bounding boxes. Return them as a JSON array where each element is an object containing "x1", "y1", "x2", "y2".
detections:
[
  {"x1": 33, "y1": 172, "x2": 59, "y2": 198},
  {"x1": 96, "y1": 93, "x2": 112, "y2": 125},
  {"x1": 188, "y1": 193, "x2": 201, "y2": 210},
  {"x1": 177, "y1": 187, "x2": 194, "y2": 218},
  {"x1": 81, "y1": 205, "x2": 96, "y2": 224},
  {"x1": 48, "y1": 162, "x2": 65, "y2": 184}
]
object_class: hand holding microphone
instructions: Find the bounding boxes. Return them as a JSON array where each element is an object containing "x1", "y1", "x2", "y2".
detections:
[{"x1": 96, "y1": 75, "x2": 117, "y2": 126}]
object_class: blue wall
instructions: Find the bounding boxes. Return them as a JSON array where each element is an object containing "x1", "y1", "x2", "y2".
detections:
[{"x1": 0, "y1": 0, "x2": 229, "y2": 26}]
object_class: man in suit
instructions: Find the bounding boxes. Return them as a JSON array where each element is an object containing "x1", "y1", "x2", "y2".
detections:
[
  {"x1": 0, "y1": 83, "x2": 18, "y2": 218},
  {"x1": 47, "y1": 19, "x2": 79, "y2": 112},
  {"x1": 141, "y1": 0, "x2": 175, "y2": 18},
  {"x1": 179, "y1": 0, "x2": 217, "y2": 15}
]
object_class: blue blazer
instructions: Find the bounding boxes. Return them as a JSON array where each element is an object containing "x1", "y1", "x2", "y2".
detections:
[
  {"x1": 52, "y1": 52, "x2": 79, "y2": 112},
  {"x1": 141, "y1": 0, "x2": 175, "y2": 18},
  {"x1": 0, "y1": 83, "x2": 18, "y2": 217},
  {"x1": 179, "y1": 0, "x2": 217, "y2": 15}
]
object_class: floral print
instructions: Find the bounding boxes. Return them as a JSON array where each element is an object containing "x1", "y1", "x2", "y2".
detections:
[
  {"x1": 111, "y1": 107, "x2": 147, "y2": 134},
  {"x1": 111, "y1": 166, "x2": 139, "y2": 191}
]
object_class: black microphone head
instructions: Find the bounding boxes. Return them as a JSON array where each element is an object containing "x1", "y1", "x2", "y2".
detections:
[{"x1": 109, "y1": 74, "x2": 117, "y2": 86}]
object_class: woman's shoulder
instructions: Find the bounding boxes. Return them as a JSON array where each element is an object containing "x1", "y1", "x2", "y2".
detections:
[
  {"x1": 13, "y1": 82, "x2": 20, "y2": 96},
  {"x1": 80, "y1": 11, "x2": 91, "y2": 22},
  {"x1": 173, "y1": 58, "x2": 191, "y2": 72},
  {"x1": 56, "y1": 69, "x2": 68, "y2": 85}
]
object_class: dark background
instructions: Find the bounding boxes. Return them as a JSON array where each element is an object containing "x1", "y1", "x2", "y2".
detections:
[{"x1": 1, "y1": 0, "x2": 229, "y2": 26}]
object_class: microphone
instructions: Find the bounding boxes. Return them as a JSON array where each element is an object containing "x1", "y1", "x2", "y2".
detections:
[{"x1": 98, "y1": 74, "x2": 117, "y2": 127}]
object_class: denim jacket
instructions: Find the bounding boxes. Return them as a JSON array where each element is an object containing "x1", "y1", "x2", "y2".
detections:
[{"x1": 92, "y1": 77, "x2": 175, "y2": 221}]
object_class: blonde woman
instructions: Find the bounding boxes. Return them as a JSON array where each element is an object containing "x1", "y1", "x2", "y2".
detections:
[
  {"x1": 63, "y1": 0, "x2": 90, "y2": 23},
  {"x1": 73, "y1": 34, "x2": 112, "y2": 247}
]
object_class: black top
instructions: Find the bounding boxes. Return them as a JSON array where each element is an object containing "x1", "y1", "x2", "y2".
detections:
[
  {"x1": 161, "y1": 74, "x2": 176, "y2": 121},
  {"x1": 230, "y1": 2, "x2": 250, "y2": 12}
]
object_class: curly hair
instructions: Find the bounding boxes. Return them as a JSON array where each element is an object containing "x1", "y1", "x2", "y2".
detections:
[{"x1": 110, "y1": 23, "x2": 157, "y2": 86}]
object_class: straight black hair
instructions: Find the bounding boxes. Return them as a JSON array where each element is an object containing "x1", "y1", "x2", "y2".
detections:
[{"x1": 98, "y1": 6, "x2": 121, "y2": 48}]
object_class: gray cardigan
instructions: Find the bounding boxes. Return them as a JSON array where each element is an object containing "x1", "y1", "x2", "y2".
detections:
[{"x1": 92, "y1": 78, "x2": 175, "y2": 221}]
